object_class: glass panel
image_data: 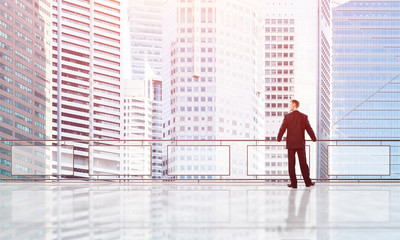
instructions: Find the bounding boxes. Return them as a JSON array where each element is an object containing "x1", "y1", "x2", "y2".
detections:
[
  {"x1": 328, "y1": 145, "x2": 390, "y2": 176},
  {"x1": 11, "y1": 145, "x2": 74, "y2": 176},
  {"x1": 90, "y1": 145, "x2": 152, "y2": 176},
  {"x1": 248, "y1": 145, "x2": 310, "y2": 176},
  {"x1": 167, "y1": 145, "x2": 230, "y2": 176}
]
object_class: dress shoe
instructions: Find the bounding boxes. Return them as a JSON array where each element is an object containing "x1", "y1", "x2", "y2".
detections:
[
  {"x1": 306, "y1": 182, "x2": 315, "y2": 187},
  {"x1": 287, "y1": 184, "x2": 297, "y2": 188}
]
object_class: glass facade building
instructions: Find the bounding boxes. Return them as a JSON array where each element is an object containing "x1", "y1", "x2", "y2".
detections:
[
  {"x1": 0, "y1": 0, "x2": 52, "y2": 178},
  {"x1": 128, "y1": 0, "x2": 163, "y2": 80},
  {"x1": 263, "y1": 0, "x2": 331, "y2": 180},
  {"x1": 316, "y1": 0, "x2": 332, "y2": 179},
  {"x1": 162, "y1": 0, "x2": 265, "y2": 179},
  {"x1": 332, "y1": 0, "x2": 400, "y2": 178},
  {"x1": 123, "y1": 62, "x2": 162, "y2": 178},
  {"x1": 125, "y1": 0, "x2": 163, "y2": 178}
]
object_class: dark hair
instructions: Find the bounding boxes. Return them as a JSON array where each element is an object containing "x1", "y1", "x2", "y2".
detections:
[{"x1": 291, "y1": 99, "x2": 300, "y2": 108}]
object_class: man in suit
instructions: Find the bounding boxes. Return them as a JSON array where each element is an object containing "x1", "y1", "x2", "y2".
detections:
[{"x1": 277, "y1": 100, "x2": 317, "y2": 188}]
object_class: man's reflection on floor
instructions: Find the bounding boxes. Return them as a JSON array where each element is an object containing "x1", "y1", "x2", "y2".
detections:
[{"x1": 280, "y1": 189, "x2": 311, "y2": 239}]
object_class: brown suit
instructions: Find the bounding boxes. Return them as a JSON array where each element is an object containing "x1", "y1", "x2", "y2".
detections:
[{"x1": 277, "y1": 110, "x2": 316, "y2": 187}]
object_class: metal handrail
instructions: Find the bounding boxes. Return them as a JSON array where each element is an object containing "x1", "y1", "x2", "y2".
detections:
[{"x1": 1, "y1": 139, "x2": 399, "y2": 182}]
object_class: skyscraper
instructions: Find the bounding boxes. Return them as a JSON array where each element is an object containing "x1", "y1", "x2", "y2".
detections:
[
  {"x1": 162, "y1": 0, "x2": 265, "y2": 179},
  {"x1": 123, "y1": 61, "x2": 162, "y2": 178},
  {"x1": 0, "y1": 0, "x2": 52, "y2": 178},
  {"x1": 127, "y1": 0, "x2": 163, "y2": 80},
  {"x1": 263, "y1": 0, "x2": 331, "y2": 179},
  {"x1": 125, "y1": 0, "x2": 163, "y2": 178},
  {"x1": 52, "y1": 0, "x2": 123, "y2": 177},
  {"x1": 317, "y1": 0, "x2": 332, "y2": 179},
  {"x1": 263, "y1": 0, "x2": 296, "y2": 177},
  {"x1": 151, "y1": 78, "x2": 163, "y2": 178},
  {"x1": 331, "y1": 0, "x2": 400, "y2": 179}
]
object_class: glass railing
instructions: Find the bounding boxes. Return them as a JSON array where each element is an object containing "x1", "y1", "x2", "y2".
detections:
[{"x1": 1, "y1": 139, "x2": 398, "y2": 181}]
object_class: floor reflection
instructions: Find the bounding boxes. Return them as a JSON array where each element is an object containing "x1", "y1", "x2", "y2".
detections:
[
  {"x1": 288, "y1": 188, "x2": 310, "y2": 225},
  {"x1": 1, "y1": 183, "x2": 400, "y2": 239}
]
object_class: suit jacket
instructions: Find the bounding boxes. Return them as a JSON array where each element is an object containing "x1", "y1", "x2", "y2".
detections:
[{"x1": 277, "y1": 110, "x2": 317, "y2": 149}]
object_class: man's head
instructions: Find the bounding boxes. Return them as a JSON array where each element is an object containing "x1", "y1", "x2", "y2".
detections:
[{"x1": 290, "y1": 99, "x2": 299, "y2": 111}]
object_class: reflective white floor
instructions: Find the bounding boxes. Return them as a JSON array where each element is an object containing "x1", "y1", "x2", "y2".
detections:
[{"x1": 1, "y1": 182, "x2": 399, "y2": 239}]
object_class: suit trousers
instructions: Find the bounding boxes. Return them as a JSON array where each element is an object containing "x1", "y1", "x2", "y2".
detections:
[{"x1": 287, "y1": 149, "x2": 312, "y2": 187}]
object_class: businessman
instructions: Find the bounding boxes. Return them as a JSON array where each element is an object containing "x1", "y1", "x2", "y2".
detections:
[{"x1": 277, "y1": 100, "x2": 317, "y2": 188}]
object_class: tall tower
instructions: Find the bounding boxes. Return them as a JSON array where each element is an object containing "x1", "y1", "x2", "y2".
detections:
[
  {"x1": 317, "y1": 0, "x2": 332, "y2": 179},
  {"x1": 125, "y1": 0, "x2": 163, "y2": 178},
  {"x1": 263, "y1": 0, "x2": 331, "y2": 179},
  {"x1": 52, "y1": 0, "x2": 123, "y2": 176},
  {"x1": 162, "y1": 0, "x2": 265, "y2": 179},
  {"x1": 263, "y1": 0, "x2": 296, "y2": 177},
  {"x1": 0, "y1": 0, "x2": 52, "y2": 178},
  {"x1": 151, "y1": 77, "x2": 163, "y2": 178},
  {"x1": 128, "y1": 0, "x2": 163, "y2": 80},
  {"x1": 331, "y1": 0, "x2": 400, "y2": 179},
  {"x1": 124, "y1": 61, "x2": 162, "y2": 178}
]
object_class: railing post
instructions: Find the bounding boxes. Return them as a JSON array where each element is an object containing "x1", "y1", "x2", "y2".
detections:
[{"x1": 57, "y1": 142, "x2": 61, "y2": 181}]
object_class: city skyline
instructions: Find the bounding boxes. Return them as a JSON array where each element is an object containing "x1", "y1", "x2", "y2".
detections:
[
  {"x1": 1, "y1": 0, "x2": 397, "y2": 180},
  {"x1": 2, "y1": 1, "x2": 400, "y2": 239}
]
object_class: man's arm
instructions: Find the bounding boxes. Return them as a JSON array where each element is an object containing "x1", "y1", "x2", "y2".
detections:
[
  {"x1": 305, "y1": 116, "x2": 317, "y2": 142},
  {"x1": 277, "y1": 116, "x2": 288, "y2": 142}
]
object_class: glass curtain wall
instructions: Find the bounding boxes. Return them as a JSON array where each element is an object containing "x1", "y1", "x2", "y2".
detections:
[{"x1": 332, "y1": 0, "x2": 400, "y2": 179}]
